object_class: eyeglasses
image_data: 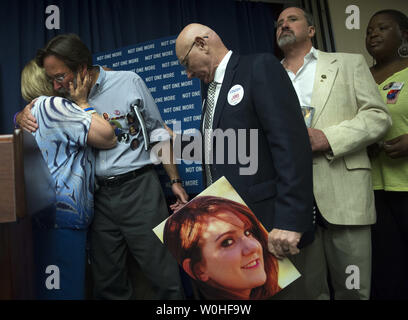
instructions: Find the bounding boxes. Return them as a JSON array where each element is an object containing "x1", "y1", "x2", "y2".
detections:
[
  {"x1": 180, "y1": 36, "x2": 208, "y2": 68},
  {"x1": 180, "y1": 42, "x2": 196, "y2": 68},
  {"x1": 47, "y1": 72, "x2": 69, "y2": 84}
]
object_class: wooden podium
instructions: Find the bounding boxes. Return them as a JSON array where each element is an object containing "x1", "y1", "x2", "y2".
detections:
[{"x1": 0, "y1": 129, "x2": 33, "y2": 299}]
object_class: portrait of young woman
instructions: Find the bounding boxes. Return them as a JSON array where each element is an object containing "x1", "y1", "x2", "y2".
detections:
[{"x1": 158, "y1": 177, "x2": 300, "y2": 300}]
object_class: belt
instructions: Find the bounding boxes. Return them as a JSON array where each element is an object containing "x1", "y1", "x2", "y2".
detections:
[{"x1": 96, "y1": 165, "x2": 154, "y2": 187}]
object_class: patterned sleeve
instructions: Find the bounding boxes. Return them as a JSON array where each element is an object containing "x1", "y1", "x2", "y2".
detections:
[{"x1": 32, "y1": 96, "x2": 92, "y2": 148}]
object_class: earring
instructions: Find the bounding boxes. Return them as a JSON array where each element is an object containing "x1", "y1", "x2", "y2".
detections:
[{"x1": 398, "y1": 38, "x2": 408, "y2": 58}]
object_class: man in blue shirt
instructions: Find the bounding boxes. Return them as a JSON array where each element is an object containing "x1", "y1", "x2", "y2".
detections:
[{"x1": 17, "y1": 34, "x2": 188, "y2": 299}]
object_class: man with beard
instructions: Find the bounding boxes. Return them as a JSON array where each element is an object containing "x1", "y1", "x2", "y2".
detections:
[
  {"x1": 274, "y1": 7, "x2": 392, "y2": 299},
  {"x1": 16, "y1": 34, "x2": 188, "y2": 300}
]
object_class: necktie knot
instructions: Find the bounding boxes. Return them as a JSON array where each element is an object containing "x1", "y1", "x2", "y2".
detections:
[{"x1": 208, "y1": 81, "x2": 217, "y2": 93}]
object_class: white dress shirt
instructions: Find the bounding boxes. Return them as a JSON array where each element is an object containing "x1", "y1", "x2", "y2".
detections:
[
  {"x1": 203, "y1": 50, "x2": 232, "y2": 185},
  {"x1": 282, "y1": 47, "x2": 318, "y2": 107},
  {"x1": 203, "y1": 50, "x2": 233, "y2": 125}
]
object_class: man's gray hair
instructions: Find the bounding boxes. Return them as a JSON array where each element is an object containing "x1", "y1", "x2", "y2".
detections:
[
  {"x1": 285, "y1": 6, "x2": 315, "y2": 27},
  {"x1": 296, "y1": 7, "x2": 315, "y2": 27},
  {"x1": 304, "y1": 10, "x2": 315, "y2": 27}
]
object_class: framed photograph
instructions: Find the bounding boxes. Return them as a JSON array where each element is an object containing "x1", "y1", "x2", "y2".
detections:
[{"x1": 154, "y1": 176, "x2": 300, "y2": 300}]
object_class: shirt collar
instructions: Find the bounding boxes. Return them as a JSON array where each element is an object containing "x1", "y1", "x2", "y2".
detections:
[
  {"x1": 213, "y1": 50, "x2": 233, "y2": 84},
  {"x1": 281, "y1": 46, "x2": 318, "y2": 66},
  {"x1": 95, "y1": 65, "x2": 105, "y2": 87},
  {"x1": 305, "y1": 46, "x2": 318, "y2": 61},
  {"x1": 89, "y1": 65, "x2": 105, "y2": 98}
]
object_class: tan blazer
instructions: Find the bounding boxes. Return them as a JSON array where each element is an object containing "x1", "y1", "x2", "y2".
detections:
[{"x1": 311, "y1": 50, "x2": 391, "y2": 225}]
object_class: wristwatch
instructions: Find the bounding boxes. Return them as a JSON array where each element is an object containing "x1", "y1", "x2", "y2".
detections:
[{"x1": 170, "y1": 178, "x2": 182, "y2": 185}]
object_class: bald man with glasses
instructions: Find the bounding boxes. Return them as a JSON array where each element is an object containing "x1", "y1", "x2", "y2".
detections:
[{"x1": 175, "y1": 24, "x2": 315, "y2": 268}]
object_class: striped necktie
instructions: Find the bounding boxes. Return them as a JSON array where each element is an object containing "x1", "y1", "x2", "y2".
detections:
[{"x1": 203, "y1": 81, "x2": 217, "y2": 186}]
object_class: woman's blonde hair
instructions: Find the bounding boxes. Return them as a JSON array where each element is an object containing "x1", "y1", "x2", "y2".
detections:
[{"x1": 21, "y1": 59, "x2": 54, "y2": 102}]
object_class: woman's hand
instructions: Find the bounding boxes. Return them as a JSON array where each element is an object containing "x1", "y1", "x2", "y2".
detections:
[
  {"x1": 384, "y1": 134, "x2": 408, "y2": 158},
  {"x1": 69, "y1": 70, "x2": 92, "y2": 108},
  {"x1": 16, "y1": 99, "x2": 38, "y2": 132}
]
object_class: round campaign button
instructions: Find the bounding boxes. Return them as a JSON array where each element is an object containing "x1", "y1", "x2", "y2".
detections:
[
  {"x1": 130, "y1": 138, "x2": 139, "y2": 150},
  {"x1": 227, "y1": 84, "x2": 244, "y2": 106}
]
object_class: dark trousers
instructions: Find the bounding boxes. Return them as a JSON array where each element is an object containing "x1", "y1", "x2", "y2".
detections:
[
  {"x1": 371, "y1": 190, "x2": 408, "y2": 300},
  {"x1": 90, "y1": 168, "x2": 184, "y2": 299}
]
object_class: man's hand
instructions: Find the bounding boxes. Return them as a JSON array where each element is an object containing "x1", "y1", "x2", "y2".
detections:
[
  {"x1": 164, "y1": 123, "x2": 176, "y2": 140},
  {"x1": 308, "y1": 128, "x2": 330, "y2": 152},
  {"x1": 268, "y1": 228, "x2": 302, "y2": 259},
  {"x1": 169, "y1": 182, "x2": 189, "y2": 212},
  {"x1": 16, "y1": 99, "x2": 38, "y2": 133},
  {"x1": 69, "y1": 70, "x2": 92, "y2": 108},
  {"x1": 383, "y1": 134, "x2": 408, "y2": 158}
]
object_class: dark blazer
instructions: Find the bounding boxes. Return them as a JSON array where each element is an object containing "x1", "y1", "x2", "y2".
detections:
[{"x1": 201, "y1": 52, "x2": 314, "y2": 247}]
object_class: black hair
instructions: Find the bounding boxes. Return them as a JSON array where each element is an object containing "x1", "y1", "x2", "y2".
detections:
[
  {"x1": 372, "y1": 10, "x2": 408, "y2": 32},
  {"x1": 36, "y1": 33, "x2": 93, "y2": 71}
]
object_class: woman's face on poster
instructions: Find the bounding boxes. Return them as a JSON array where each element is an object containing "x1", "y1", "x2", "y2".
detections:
[{"x1": 195, "y1": 211, "x2": 267, "y2": 296}]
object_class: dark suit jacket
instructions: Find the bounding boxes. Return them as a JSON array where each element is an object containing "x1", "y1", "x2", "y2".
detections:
[{"x1": 201, "y1": 52, "x2": 314, "y2": 247}]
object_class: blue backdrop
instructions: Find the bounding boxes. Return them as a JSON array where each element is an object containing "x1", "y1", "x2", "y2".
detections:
[
  {"x1": 94, "y1": 35, "x2": 205, "y2": 194},
  {"x1": 0, "y1": 0, "x2": 281, "y2": 134}
]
